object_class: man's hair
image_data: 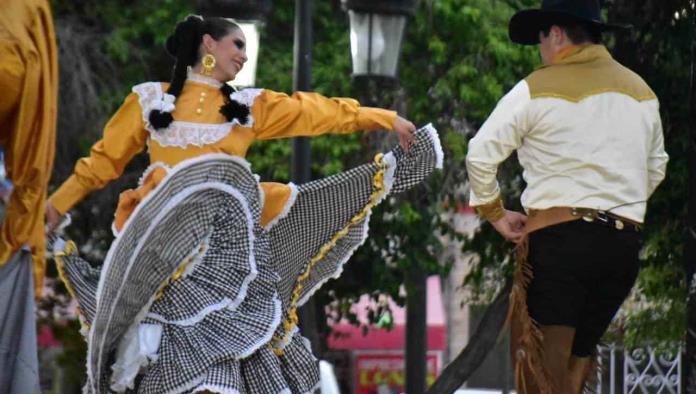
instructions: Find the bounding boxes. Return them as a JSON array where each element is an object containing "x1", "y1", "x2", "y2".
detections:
[{"x1": 541, "y1": 22, "x2": 602, "y2": 44}]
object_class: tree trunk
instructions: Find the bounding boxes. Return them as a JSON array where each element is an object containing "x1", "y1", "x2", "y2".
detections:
[
  {"x1": 427, "y1": 281, "x2": 511, "y2": 394},
  {"x1": 405, "y1": 265, "x2": 428, "y2": 393}
]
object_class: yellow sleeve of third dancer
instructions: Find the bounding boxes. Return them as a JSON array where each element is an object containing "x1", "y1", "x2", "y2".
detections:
[
  {"x1": 251, "y1": 89, "x2": 397, "y2": 140},
  {"x1": 48, "y1": 92, "x2": 149, "y2": 215}
]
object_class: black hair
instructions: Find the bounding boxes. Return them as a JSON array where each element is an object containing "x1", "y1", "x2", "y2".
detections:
[
  {"x1": 541, "y1": 22, "x2": 602, "y2": 45},
  {"x1": 149, "y1": 15, "x2": 248, "y2": 130}
]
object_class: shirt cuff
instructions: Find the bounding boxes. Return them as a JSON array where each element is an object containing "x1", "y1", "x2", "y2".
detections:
[
  {"x1": 356, "y1": 107, "x2": 397, "y2": 131},
  {"x1": 48, "y1": 175, "x2": 91, "y2": 215},
  {"x1": 474, "y1": 196, "x2": 506, "y2": 222}
]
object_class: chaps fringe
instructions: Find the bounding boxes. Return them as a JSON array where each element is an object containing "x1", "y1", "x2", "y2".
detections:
[{"x1": 509, "y1": 237, "x2": 555, "y2": 394}]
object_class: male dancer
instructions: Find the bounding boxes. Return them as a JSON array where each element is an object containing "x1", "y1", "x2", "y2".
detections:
[{"x1": 466, "y1": 0, "x2": 668, "y2": 392}]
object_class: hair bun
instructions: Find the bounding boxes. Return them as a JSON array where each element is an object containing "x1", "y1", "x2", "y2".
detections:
[{"x1": 165, "y1": 15, "x2": 204, "y2": 58}]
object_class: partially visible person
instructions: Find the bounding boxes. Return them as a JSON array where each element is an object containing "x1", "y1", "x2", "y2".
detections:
[
  {"x1": 0, "y1": 0, "x2": 58, "y2": 393},
  {"x1": 465, "y1": 0, "x2": 668, "y2": 393}
]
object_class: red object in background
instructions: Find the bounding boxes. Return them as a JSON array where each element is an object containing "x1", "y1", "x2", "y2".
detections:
[
  {"x1": 328, "y1": 276, "x2": 447, "y2": 393},
  {"x1": 37, "y1": 325, "x2": 60, "y2": 347},
  {"x1": 354, "y1": 351, "x2": 441, "y2": 394},
  {"x1": 328, "y1": 276, "x2": 446, "y2": 351}
]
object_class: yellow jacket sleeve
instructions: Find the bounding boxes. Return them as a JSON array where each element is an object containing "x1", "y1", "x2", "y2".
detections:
[
  {"x1": 49, "y1": 92, "x2": 148, "y2": 214},
  {"x1": 252, "y1": 90, "x2": 397, "y2": 140}
]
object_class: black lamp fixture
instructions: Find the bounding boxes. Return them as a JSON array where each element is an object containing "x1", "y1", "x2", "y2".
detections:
[{"x1": 341, "y1": 0, "x2": 417, "y2": 86}]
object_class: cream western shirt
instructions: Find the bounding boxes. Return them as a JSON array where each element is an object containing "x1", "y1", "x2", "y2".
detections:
[{"x1": 466, "y1": 45, "x2": 668, "y2": 223}]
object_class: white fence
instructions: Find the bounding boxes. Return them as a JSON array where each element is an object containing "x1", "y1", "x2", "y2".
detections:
[{"x1": 595, "y1": 344, "x2": 682, "y2": 394}]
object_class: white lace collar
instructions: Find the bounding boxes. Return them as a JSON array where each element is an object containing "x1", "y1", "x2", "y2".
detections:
[
  {"x1": 186, "y1": 67, "x2": 224, "y2": 88},
  {"x1": 132, "y1": 82, "x2": 263, "y2": 149}
]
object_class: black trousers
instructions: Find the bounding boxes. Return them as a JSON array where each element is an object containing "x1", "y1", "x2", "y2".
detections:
[{"x1": 526, "y1": 220, "x2": 641, "y2": 357}]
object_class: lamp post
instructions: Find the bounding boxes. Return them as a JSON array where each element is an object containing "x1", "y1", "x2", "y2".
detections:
[
  {"x1": 291, "y1": 0, "x2": 320, "y2": 354},
  {"x1": 342, "y1": 1, "x2": 424, "y2": 393},
  {"x1": 194, "y1": 0, "x2": 272, "y2": 87}
]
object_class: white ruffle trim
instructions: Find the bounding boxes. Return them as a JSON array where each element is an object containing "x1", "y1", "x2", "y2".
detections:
[
  {"x1": 151, "y1": 93, "x2": 176, "y2": 113},
  {"x1": 187, "y1": 68, "x2": 223, "y2": 88},
  {"x1": 263, "y1": 183, "x2": 299, "y2": 231},
  {"x1": 297, "y1": 152, "x2": 397, "y2": 306},
  {"x1": 110, "y1": 323, "x2": 162, "y2": 393},
  {"x1": 192, "y1": 385, "x2": 241, "y2": 394},
  {"x1": 228, "y1": 88, "x2": 263, "y2": 128},
  {"x1": 422, "y1": 123, "x2": 444, "y2": 169},
  {"x1": 132, "y1": 82, "x2": 236, "y2": 149}
]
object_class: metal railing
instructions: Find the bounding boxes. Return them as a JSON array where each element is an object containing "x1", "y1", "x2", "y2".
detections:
[{"x1": 595, "y1": 344, "x2": 682, "y2": 394}]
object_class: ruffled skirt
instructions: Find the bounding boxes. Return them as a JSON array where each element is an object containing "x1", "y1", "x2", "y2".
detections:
[{"x1": 56, "y1": 125, "x2": 443, "y2": 393}]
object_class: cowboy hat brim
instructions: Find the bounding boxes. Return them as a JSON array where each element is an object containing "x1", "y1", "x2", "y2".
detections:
[{"x1": 509, "y1": 9, "x2": 632, "y2": 45}]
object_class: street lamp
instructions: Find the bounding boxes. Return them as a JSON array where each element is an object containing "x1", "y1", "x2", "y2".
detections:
[
  {"x1": 195, "y1": 0, "x2": 273, "y2": 87},
  {"x1": 342, "y1": 2, "x2": 425, "y2": 394},
  {"x1": 341, "y1": 0, "x2": 417, "y2": 86}
]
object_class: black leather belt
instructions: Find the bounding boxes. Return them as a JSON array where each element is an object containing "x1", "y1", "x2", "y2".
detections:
[{"x1": 570, "y1": 208, "x2": 642, "y2": 232}]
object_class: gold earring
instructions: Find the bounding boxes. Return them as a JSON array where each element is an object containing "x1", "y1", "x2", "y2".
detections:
[{"x1": 201, "y1": 53, "x2": 216, "y2": 76}]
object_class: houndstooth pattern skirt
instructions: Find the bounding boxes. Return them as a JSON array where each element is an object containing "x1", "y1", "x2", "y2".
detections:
[{"x1": 56, "y1": 124, "x2": 443, "y2": 393}]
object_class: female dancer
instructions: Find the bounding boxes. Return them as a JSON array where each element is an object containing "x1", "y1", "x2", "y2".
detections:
[{"x1": 47, "y1": 15, "x2": 442, "y2": 393}]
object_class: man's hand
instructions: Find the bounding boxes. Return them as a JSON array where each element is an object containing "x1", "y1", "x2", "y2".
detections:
[
  {"x1": 491, "y1": 210, "x2": 528, "y2": 244},
  {"x1": 393, "y1": 115, "x2": 416, "y2": 151}
]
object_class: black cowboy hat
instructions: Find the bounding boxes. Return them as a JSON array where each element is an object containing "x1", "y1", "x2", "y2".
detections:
[{"x1": 509, "y1": 0, "x2": 631, "y2": 45}]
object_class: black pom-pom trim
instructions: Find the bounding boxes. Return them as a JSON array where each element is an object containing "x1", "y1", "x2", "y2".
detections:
[
  {"x1": 149, "y1": 110, "x2": 174, "y2": 130},
  {"x1": 220, "y1": 84, "x2": 234, "y2": 97},
  {"x1": 220, "y1": 100, "x2": 250, "y2": 125}
]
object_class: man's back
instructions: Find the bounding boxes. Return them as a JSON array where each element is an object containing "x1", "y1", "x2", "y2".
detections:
[
  {"x1": 466, "y1": 45, "x2": 667, "y2": 223},
  {"x1": 518, "y1": 45, "x2": 663, "y2": 222}
]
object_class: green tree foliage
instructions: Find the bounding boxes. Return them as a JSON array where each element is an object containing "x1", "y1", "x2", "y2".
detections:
[{"x1": 603, "y1": 0, "x2": 694, "y2": 348}]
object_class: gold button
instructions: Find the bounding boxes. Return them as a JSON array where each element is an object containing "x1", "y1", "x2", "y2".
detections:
[
  {"x1": 196, "y1": 108, "x2": 202, "y2": 114},
  {"x1": 615, "y1": 220, "x2": 625, "y2": 230},
  {"x1": 200, "y1": 92, "x2": 207, "y2": 97},
  {"x1": 199, "y1": 97, "x2": 205, "y2": 103}
]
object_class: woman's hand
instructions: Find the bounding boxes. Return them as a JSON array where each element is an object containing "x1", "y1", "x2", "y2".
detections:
[
  {"x1": 45, "y1": 201, "x2": 62, "y2": 234},
  {"x1": 393, "y1": 116, "x2": 416, "y2": 151}
]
